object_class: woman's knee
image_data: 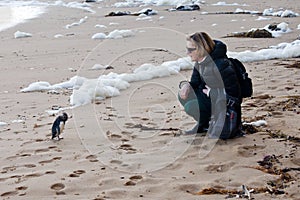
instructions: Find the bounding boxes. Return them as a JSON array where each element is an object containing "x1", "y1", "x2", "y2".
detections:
[{"x1": 184, "y1": 100, "x2": 199, "y2": 116}]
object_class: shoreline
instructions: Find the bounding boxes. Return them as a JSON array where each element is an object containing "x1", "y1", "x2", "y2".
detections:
[{"x1": 0, "y1": 5, "x2": 46, "y2": 32}]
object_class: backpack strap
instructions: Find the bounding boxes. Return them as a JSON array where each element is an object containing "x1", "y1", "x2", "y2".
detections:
[{"x1": 226, "y1": 94, "x2": 240, "y2": 108}]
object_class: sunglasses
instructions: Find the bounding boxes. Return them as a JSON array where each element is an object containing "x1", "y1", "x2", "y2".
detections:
[{"x1": 186, "y1": 47, "x2": 197, "y2": 53}]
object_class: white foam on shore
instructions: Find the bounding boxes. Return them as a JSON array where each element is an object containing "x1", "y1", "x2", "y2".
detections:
[
  {"x1": 66, "y1": 16, "x2": 88, "y2": 29},
  {"x1": 234, "y1": 8, "x2": 261, "y2": 15},
  {"x1": 95, "y1": 24, "x2": 107, "y2": 29},
  {"x1": 92, "y1": 29, "x2": 136, "y2": 39},
  {"x1": 14, "y1": 30, "x2": 32, "y2": 38},
  {"x1": 11, "y1": 119, "x2": 25, "y2": 123},
  {"x1": 255, "y1": 16, "x2": 271, "y2": 21},
  {"x1": 91, "y1": 64, "x2": 108, "y2": 70},
  {"x1": 113, "y1": 0, "x2": 202, "y2": 7},
  {"x1": 112, "y1": 0, "x2": 245, "y2": 7},
  {"x1": 0, "y1": 122, "x2": 8, "y2": 126},
  {"x1": 264, "y1": 22, "x2": 291, "y2": 37},
  {"x1": 234, "y1": 8, "x2": 299, "y2": 17},
  {"x1": 243, "y1": 120, "x2": 267, "y2": 127},
  {"x1": 263, "y1": 8, "x2": 299, "y2": 17},
  {"x1": 228, "y1": 39, "x2": 300, "y2": 62},
  {"x1": 21, "y1": 39, "x2": 300, "y2": 107},
  {"x1": 212, "y1": 2, "x2": 248, "y2": 6}
]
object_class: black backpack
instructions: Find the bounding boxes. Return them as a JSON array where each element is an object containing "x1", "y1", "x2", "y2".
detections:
[{"x1": 228, "y1": 58, "x2": 253, "y2": 98}]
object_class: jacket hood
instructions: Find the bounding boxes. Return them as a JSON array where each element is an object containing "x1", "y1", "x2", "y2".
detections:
[
  {"x1": 210, "y1": 40, "x2": 227, "y2": 60},
  {"x1": 199, "y1": 40, "x2": 227, "y2": 65}
]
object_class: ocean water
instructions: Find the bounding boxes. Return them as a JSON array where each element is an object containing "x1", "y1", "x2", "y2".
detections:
[
  {"x1": 0, "y1": 0, "x2": 105, "y2": 32},
  {"x1": 0, "y1": 3, "x2": 45, "y2": 32}
]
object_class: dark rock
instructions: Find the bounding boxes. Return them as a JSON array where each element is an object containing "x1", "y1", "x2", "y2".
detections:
[
  {"x1": 176, "y1": 4, "x2": 200, "y2": 11},
  {"x1": 246, "y1": 29, "x2": 273, "y2": 38},
  {"x1": 225, "y1": 29, "x2": 273, "y2": 38},
  {"x1": 106, "y1": 11, "x2": 131, "y2": 17},
  {"x1": 106, "y1": 8, "x2": 157, "y2": 17}
]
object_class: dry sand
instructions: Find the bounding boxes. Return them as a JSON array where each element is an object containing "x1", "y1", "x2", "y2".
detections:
[{"x1": 0, "y1": 0, "x2": 299, "y2": 199}]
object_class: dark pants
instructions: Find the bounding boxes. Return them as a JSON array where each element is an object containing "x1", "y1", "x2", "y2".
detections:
[{"x1": 178, "y1": 90, "x2": 211, "y2": 128}]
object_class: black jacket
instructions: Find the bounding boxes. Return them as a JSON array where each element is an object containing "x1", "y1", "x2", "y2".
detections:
[{"x1": 189, "y1": 40, "x2": 241, "y2": 100}]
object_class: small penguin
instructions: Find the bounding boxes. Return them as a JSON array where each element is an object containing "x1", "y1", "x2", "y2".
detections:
[{"x1": 51, "y1": 112, "x2": 68, "y2": 140}]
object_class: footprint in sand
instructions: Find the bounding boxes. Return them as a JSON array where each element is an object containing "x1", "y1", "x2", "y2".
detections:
[
  {"x1": 118, "y1": 144, "x2": 137, "y2": 153},
  {"x1": 124, "y1": 180, "x2": 136, "y2": 186},
  {"x1": 23, "y1": 164, "x2": 36, "y2": 168},
  {"x1": 52, "y1": 157, "x2": 62, "y2": 161},
  {"x1": 106, "y1": 131, "x2": 121, "y2": 137},
  {"x1": 34, "y1": 148, "x2": 49, "y2": 154},
  {"x1": 85, "y1": 155, "x2": 99, "y2": 162},
  {"x1": 205, "y1": 162, "x2": 235, "y2": 173},
  {"x1": 109, "y1": 159, "x2": 129, "y2": 169},
  {"x1": 50, "y1": 183, "x2": 65, "y2": 191},
  {"x1": 2, "y1": 166, "x2": 17, "y2": 172},
  {"x1": 110, "y1": 160, "x2": 123, "y2": 165},
  {"x1": 24, "y1": 173, "x2": 43, "y2": 178},
  {"x1": 56, "y1": 191, "x2": 66, "y2": 195},
  {"x1": 129, "y1": 175, "x2": 143, "y2": 181},
  {"x1": 16, "y1": 186, "x2": 28, "y2": 191},
  {"x1": 39, "y1": 159, "x2": 54, "y2": 165},
  {"x1": 0, "y1": 190, "x2": 18, "y2": 197},
  {"x1": 39, "y1": 157, "x2": 62, "y2": 165},
  {"x1": 68, "y1": 173, "x2": 80, "y2": 178},
  {"x1": 10, "y1": 175, "x2": 22, "y2": 179},
  {"x1": 106, "y1": 130, "x2": 125, "y2": 142},
  {"x1": 109, "y1": 134, "x2": 122, "y2": 139},
  {"x1": 48, "y1": 146, "x2": 62, "y2": 152},
  {"x1": 69, "y1": 170, "x2": 86, "y2": 178},
  {"x1": 121, "y1": 130, "x2": 133, "y2": 135},
  {"x1": 237, "y1": 145, "x2": 266, "y2": 157},
  {"x1": 45, "y1": 171, "x2": 56, "y2": 174},
  {"x1": 124, "y1": 175, "x2": 143, "y2": 186},
  {"x1": 16, "y1": 186, "x2": 27, "y2": 196},
  {"x1": 50, "y1": 183, "x2": 66, "y2": 195},
  {"x1": 20, "y1": 153, "x2": 31, "y2": 157},
  {"x1": 6, "y1": 154, "x2": 28, "y2": 160}
]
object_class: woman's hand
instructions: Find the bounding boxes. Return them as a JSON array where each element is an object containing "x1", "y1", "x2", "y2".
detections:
[
  {"x1": 202, "y1": 85, "x2": 211, "y2": 97},
  {"x1": 179, "y1": 82, "x2": 190, "y2": 100}
]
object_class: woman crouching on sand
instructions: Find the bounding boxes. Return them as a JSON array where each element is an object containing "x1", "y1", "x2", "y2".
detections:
[{"x1": 178, "y1": 32, "x2": 243, "y2": 139}]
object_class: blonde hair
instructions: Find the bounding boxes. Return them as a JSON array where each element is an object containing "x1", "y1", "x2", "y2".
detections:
[{"x1": 187, "y1": 32, "x2": 215, "y2": 57}]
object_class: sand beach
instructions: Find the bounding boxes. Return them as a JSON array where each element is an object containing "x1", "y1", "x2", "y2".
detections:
[{"x1": 0, "y1": 0, "x2": 299, "y2": 199}]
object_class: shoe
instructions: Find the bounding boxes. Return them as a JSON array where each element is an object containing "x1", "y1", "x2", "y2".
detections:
[
  {"x1": 230, "y1": 130, "x2": 245, "y2": 139},
  {"x1": 184, "y1": 123, "x2": 208, "y2": 135}
]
